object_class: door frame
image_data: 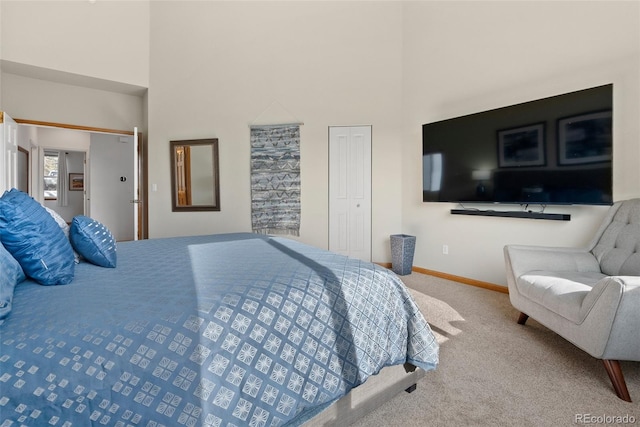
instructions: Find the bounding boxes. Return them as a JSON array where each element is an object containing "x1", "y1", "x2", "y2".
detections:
[{"x1": 14, "y1": 118, "x2": 148, "y2": 240}]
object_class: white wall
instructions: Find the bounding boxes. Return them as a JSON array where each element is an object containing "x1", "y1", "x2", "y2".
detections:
[
  {"x1": 0, "y1": 3, "x2": 3, "y2": 109},
  {"x1": 0, "y1": 0, "x2": 149, "y2": 88},
  {"x1": 189, "y1": 144, "x2": 215, "y2": 206},
  {"x1": 1, "y1": 73, "x2": 144, "y2": 132},
  {"x1": 0, "y1": 0, "x2": 147, "y2": 130},
  {"x1": 401, "y1": 1, "x2": 640, "y2": 285},
  {"x1": 147, "y1": 1, "x2": 405, "y2": 259}
]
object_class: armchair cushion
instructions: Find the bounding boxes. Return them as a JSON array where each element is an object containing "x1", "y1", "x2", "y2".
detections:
[
  {"x1": 517, "y1": 271, "x2": 608, "y2": 324},
  {"x1": 505, "y1": 245, "x2": 601, "y2": 282}
]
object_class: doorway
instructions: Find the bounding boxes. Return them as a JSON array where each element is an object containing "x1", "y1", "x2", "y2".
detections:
[
  {"x1": 16, "y1": 120, "x2": 147, "y2": 241},
  {"x1": 328, "y1": 126, "x2": 372, "y2": 262}
]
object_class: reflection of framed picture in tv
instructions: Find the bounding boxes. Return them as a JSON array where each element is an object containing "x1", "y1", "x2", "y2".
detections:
[
  {"x1": 497, "y1": 123, "x2": 545, "y2": 168},
  {"x1": 69, "y1": 173, "x2": 84, "y2": 191},
  {"x1": 558, "y1": 110, "x2": 612, "y2": 165}
]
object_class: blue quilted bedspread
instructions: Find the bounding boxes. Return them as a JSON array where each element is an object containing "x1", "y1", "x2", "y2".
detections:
[{"x1": 0, "y1": 233, "x2": 438, "y2": 426}]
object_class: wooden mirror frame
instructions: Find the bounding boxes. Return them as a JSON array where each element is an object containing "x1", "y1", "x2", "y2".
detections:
[{"x1": 170, "y1": 138, "x2": 220, "y2": 212}]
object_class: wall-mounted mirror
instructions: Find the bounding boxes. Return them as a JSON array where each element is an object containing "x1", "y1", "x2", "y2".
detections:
[{"x1": 170, "y1": 138, "x2": 220, "y2": 212}]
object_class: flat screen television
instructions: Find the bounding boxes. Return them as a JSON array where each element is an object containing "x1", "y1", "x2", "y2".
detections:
[{"x1": 422, "y1": 84, "x2": 613, "y2": 206}]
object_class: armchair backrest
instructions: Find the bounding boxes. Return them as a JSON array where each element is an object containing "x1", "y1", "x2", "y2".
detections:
[{"x1": 591, "y1": 199, "x2": 640, "y2": 276}]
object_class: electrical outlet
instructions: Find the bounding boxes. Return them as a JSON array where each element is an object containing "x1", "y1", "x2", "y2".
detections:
[{"x1": 442, "y1": 245, "x2": 449, "y2": 255}]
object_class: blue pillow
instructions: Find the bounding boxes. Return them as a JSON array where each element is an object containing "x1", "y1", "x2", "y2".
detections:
[
  {"x1": 0, "y1": 242, "x2": 26, "y2": 319},
  {"x1": 70, "y1": 215, "x2": 117, "y2": 268},
  {"x1": 0, "y1": 189, "x2": 75, "y2": 286}
]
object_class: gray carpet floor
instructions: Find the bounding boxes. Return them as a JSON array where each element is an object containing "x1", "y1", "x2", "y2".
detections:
[{"x1": 350, "y1": 273, "x2": 640, "y2": 426}]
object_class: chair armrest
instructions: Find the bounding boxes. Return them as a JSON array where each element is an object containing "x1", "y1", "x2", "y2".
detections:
[
  {"x1": 597, "y1": 276, "x2": 640, "y2": 360},
  {"x1": 580, "y1": 276, "x2": 628, "y2": 322},
  {"x1": 504, "y1": 244, "x2": 601, "y2": 287}
]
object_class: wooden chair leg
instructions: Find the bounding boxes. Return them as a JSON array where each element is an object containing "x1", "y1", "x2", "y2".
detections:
[
  {"x1": 517, "y1": 312, "x2": 529, "y2": 325},
  {"x1": 603, "y1": 359, "x2": 632, "y2": 402}
]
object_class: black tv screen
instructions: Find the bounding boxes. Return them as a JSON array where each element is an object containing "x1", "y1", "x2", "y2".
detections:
[{"x1": 422, "y1": 84, "x2": 613, "y2": 206}]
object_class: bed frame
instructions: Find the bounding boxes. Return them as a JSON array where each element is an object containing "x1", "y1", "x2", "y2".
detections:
[{"x1": 304, "y1": 363, "x2": 424, "y2": 426}]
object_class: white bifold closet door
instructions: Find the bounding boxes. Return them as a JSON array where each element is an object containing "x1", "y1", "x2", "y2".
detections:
[{"x1": 328, "y1": 126, "x2": 372, "y2": 262}]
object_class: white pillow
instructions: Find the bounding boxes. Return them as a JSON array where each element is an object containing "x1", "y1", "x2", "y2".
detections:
[{"x1": 44, "y1": 206, "x2": 81, "y2": 264}]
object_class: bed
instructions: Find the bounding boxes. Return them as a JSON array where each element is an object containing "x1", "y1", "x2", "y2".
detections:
[{"x1": 0, "y1": 193, "x2": 438, "y2": 426}]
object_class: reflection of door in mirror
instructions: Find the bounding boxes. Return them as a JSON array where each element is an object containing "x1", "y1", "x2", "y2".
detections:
[
  {"x1": 170, "y1": 139, "x2": 220, "y2": 212},
  {"x1": 174, "y1": 145, "x2": 191, "y2": 206}
]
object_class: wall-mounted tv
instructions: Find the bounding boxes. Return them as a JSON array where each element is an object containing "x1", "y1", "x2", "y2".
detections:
[{"x1": 422, "y1": 84, "x2": 613, "y2": 206}]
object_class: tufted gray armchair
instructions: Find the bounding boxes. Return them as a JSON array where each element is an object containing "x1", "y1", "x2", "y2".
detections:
[{"x1": 504, "y1": 199, "x2": 640, "y2": 401}]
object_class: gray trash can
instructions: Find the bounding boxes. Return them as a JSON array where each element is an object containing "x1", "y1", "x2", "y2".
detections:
[{"x1": 390, "y1": 234, "x2": 416, "y2": 276}]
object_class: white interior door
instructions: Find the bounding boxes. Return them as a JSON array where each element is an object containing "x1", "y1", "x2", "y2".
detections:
[
  {"x1": 89, "y1": 133, "x2": 135, "y2": 241},
  {"x1": 329, "y1": 126, "x2": 372, "y2": 262},
  {"x1": 1, "y1": 112, "x2": 19, "y2": 193}
]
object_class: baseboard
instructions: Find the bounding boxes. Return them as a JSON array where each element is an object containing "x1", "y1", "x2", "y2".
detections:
[{"x1": 376, "y1": 262, "x2": 508, "y2": 294}]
